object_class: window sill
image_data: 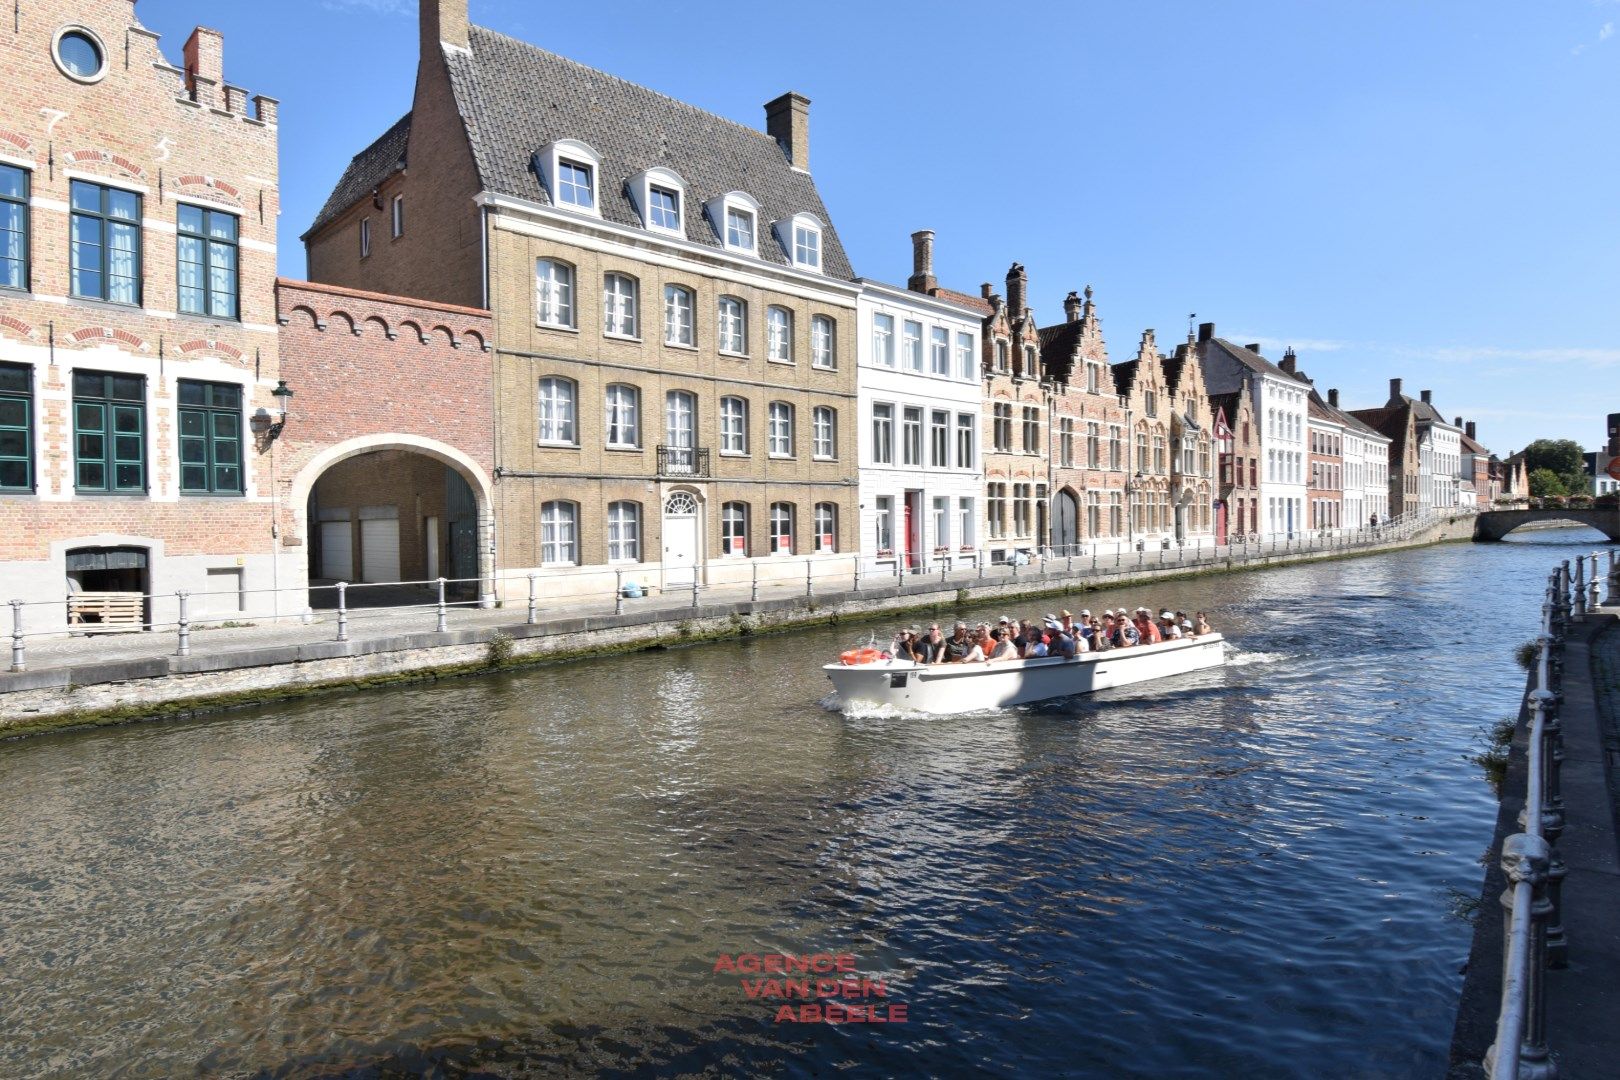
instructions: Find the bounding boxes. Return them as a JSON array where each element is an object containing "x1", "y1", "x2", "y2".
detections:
[
  {"x1": 811, "y1": 364, "x2": 838, "y2": 373},
  {"x1": 603, "y1": 332, "x2": 642, "y2": 344},
  {"x1": 179, "y1": 491, "x2": 246, "y2": 498},
  {"x1": 175, "y1": 310, "x2": 242, "y2": 326},
  {"x1": 540, "y1": 562, "x2": 579, "y2": 569},
  {"x1": 766, "y1": 357, "x2": 795, "y2": 366},
  {"x1": 812, "y1": 455, "x2": 835, "y2": 463},
  {"x1": 663, "y1": 340, "x2": 698, "y2": 352},
  {"x1": 604, "y1": 444, "x2": 642, "y2": 453},
  {"x1": 719, "y1": 450, "x2": 749, "y2": 458},
  {"x1": 719, "y1": 350, "x2": 750, "y2": 361},
  {"x1": 71, "y1": 491, "x2": 151, "y2": 499},
  {"x1": 536, "y1": 441, "x2": 580, "y2": 450},
  {"x1": 68, "y1": 295, "x2": 143, "y2": 314},
  {"x1": 768, "y1": 454, "x2": 795, "y2": 461},
  {"x1": 535, "y1": 322, "x2": 579, "y2": 334}
]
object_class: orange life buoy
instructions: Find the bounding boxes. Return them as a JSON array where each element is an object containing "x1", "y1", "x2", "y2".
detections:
[{"x1": 839, "y1": 648, "x2": 882, "y2": 666}]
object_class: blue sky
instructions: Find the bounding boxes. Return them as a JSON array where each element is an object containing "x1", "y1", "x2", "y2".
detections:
[{"x1": 136, "y1": 0, "x2": 1619, "y2": 454}]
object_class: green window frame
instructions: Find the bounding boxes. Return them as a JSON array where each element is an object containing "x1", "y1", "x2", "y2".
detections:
[
  {"x1": 69, "y1": 180, "x2": 141, "y2": 305},
  {"x1": 0, "y1": 362, "x2": 32, "y2": 492},
  {"x1": 73, "y1": 370, "x2": 145, "y2": 493},
  {"x1": 0, "y1": 164, "x2": 27, "y2": 292},
  {"x1": 177, "y1": 379, "x2": 243, "y2": 494},
  {"x1": 177, "y1": 204, "x2": 239, "y2": 319}
]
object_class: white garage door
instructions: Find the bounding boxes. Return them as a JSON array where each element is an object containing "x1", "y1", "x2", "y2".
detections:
[
  {"x1": 319, "y1": 521, "x2": 353, "y2": 581},
  {"x1": 360, "y1": 516, "x2": 401, "y2": 583}
]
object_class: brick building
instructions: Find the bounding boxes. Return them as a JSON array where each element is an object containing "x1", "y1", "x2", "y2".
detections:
[
  {"x1": 273, "y1": 279, "x2": 494, "y2": 602},
  {"x1": 1112, "y1": 331, "x2": 1176, "y2": 548},
  {"x1": 1039, "y1": 286, "x2": 1129, "y2": 554},
  {"x1": 1210, "y1": 385, "x2": 1258, "y2": 542},
  {"x1": 1350, "y1": 379, "x2": 1423, "y2": 520},
  {"x1": 0, "y1": 0, "x2": 283, "y2": 629},
  {"x1": 304, "y1": 0, "x2": 860, "y2": 598},
  {"x1": 1163, "y1": 334, "x2": 1216, "y2": 546}
]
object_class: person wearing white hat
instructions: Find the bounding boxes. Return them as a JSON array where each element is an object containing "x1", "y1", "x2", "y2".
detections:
[
  {"x1": 1159, "y1": 611, "x2": 1183, "y2": 639},
  {"x1": 1179, "y1": 617, "x2": 1196, "y2": 639}
]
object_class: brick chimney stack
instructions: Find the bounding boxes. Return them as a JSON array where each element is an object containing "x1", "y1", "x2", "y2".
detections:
[
  {"x1": 1328, "y1": 388, "x2": 1340, "y2": 408},
  {"x1": 1455, "y1": 416, "x2": 1463, "y2": 428},
  {"x1": 980, "y1": 283, "x2": 994, "y2": 301},
  {"x1": 422, "y1": 0, "x2": 470, "y2": 55},
  {"x1": 1198, "y1": 321, "x2": 1215, "y2": 343},
  {"x1": 1607, "y1": 412, "x2": 1620, "y2": 456},
  {"x1": 1421, "y1": 389, "x2": 1433, "y2": 405},
  {"x1": 765, "y1": 92, "x2": 811, "y2": 170},
  {"x1": 1279, "y1": 347, "x2": 1297, "y2": 375},
  {"x1": 908, "y1": 230, "x2": 936, "y2": 294},
  {"x1": 183, "y1": 27, "x2": 223, "y2": 109},
  {"x1": 1063, "y1": 291, "x2": 1082, "y2": 323},
  {"x1": 1466, "y1": 421, "x2": 1477, "y2": 441},
  {"x1": 1006, "y1": 263, "x2": 1028, "y2": 317},
  {"x1": 1245, "y1": 343, "x2": 1263, "y2": 355},
  {"x1": 1389, "y1": 377, "x2": 1403, "y2": 403}
]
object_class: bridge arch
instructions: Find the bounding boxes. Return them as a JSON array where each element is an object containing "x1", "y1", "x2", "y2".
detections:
[{"x1": 1473, "y1": 508, "x2": 1620, "y2": 543}]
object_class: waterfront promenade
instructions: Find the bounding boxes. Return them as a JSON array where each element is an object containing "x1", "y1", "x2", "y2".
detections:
[
  {"x1": 1450, "y1": 569, "x2": 1620, "y2": 1077},
  {"x1": 1, "y1": 515, "x2": 1474, "y2": 733}
]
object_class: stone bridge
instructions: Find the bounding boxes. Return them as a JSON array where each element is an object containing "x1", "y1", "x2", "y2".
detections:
[{"x1": 1473, "y1": 508, "x2": 1620, "y2": 542}]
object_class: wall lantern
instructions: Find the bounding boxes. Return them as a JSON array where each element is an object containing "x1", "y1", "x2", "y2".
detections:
[{"x1": 251, "y1": 380, "x2": 294, "y2": 443}]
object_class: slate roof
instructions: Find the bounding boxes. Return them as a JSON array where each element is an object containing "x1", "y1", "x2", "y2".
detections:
[
  {"x1": 1203, "y1": 338, "x2": 1293, "y2": 381},
  {"x1": 440, "y1": 26, "x2": 855, "y2": 279},
  {"x1": 307, "y1": 113, "x2": 412, "y2": 237},
  {"x1": 1111, "y1": 358, "x2": 1140, "y2": 396},
  {"x1": 1037, "y1": 322, "x2": 1082, "y2": 379},
  {"x1": 928, "y1": 286, "x2": 993, "y2": 316},
  {"x1": 1460, "y1": 432, "x2": 1489, "y2": 455}
]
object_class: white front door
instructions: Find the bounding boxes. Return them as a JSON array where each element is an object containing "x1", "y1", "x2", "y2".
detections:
[{"x1": 663, "y1": 491, "x2": 700, "y2": 586}]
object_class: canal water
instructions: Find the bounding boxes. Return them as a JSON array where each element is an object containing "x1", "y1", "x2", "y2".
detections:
[{"x1": 0, "y1": 530, "x2": 1606, "y2": 1078}]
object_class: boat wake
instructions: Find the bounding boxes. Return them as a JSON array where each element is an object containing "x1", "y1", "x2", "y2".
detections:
[{"x1": 1223, "y1": 644, "x2": 1288, "y2": 668}]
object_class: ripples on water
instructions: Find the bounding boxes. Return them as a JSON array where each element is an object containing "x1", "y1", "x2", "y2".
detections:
[{"x1": 0, "y1": 529, "x2": 1605, "y2": 1078}]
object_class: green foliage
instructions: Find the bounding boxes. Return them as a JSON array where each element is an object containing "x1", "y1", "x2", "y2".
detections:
[
  {"x1": 1514, "y1": 639, "x2": 1540, "y2": 671},
  {"x1": 485, "y1": 631, "x2": 513, "y2": 668},
  {"x1": 1529, "y1": 468, "x2": 1568, "y2": 498},
  {"x1": 1523, "y1": 438, "x2": 1585, "y2": 478}
]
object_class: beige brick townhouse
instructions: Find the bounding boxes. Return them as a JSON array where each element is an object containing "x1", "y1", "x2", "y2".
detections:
[
  {"x1": 304, "y1": 0, "x2": 860, "y2": 599},
  {"x1": 0, "y1": 0, "x2": 286, "y2": 631}
]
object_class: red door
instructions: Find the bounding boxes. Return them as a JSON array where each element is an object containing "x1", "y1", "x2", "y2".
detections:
[{"x1": 902, "y1": 496, "x2": 914, "y2": 570}]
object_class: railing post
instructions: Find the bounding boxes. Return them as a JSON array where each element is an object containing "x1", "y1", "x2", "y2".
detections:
[
  {"x1": 1486, "y1": 834, "x2": 1556, "y2": 1080},
  {"x1": 1529, "y1": 682, "x2": 1569, "y2": 968},
  {"x1": 436, "y1": 578, "x2": 448, "y2": 633},
  {"x1": 691, "y1": 573, "x2": 700, "y2": 609},
  {"x1": 613, "y1": 570, "x2": 623, "y2": 617},
  {"x1": 336, "y1": 582, "x2": 349, "y2": 643},
  {"x1": 530, "y1": 572, "x2": 541, "y2": 623},
  {"x1": 8, "y1": 599, "x2": 23, "y2": 673},
  {"x1": 805, "y1": 558, "x2": 813, "y2": 598},
  {"x1": 176, "y1": 590, "x2": 191, "y2": 658},
  {"x1": 854, "y1": 557, "x2": 862, "y2": 592},
  {"x1": 752, "y1": 560, "x2": 760, "y2": 602},
  {"x1": 1609, "y1": 549, "x2": 1620, "y2": 606},
  {"x1": 977, "y1": 552, "x2": 985, "y2": 581},
  {"x1": 1572, "y1": 557, "x2": 1586, "y2": 619}
]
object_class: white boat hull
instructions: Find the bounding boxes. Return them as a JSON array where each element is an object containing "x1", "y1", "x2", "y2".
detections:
[{"x1": 824, "y1": 634, "x2": 1226, "y2": 715}]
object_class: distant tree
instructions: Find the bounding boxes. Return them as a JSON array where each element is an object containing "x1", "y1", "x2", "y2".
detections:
[
  {"x1": 1529, "y1": 468, "x2": 1568, "y2": 497},
  {"x1": 1523, "y1": 439, "x2": 1585, "y2": 478}
]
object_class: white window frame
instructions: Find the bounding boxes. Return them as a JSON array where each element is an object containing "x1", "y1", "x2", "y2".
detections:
[
  {"x1": 718, "y1": 296, "x2": 748, "y2": 355},
  {"x1": 902, "y1": 406, "x2": 923, "y2": 466},
  {"x1": 629, "y1": 166, "x2": 686, "y2": 235},
  {"x1": 774, "y1": 212, "x2": 824, "y2": 271},
  {"x1": 872, "y1": 313, "x2": 895, "y2": 368},
  {"x1": 903, "y1": 320, "x2": 924, "y2": 372},
  {"x1": 604, "y1": 383, "x2": 640, "y2": 449},
  {"x1": 721, "y1": 501, "x2": 749, "y2": 556},
  {"x1": 770, "y1": 502, "x2": 794, "y2": 555},
  {"x1": 956, "y1": 331, "x2": 975, "y2": 380},
  {"x1": 720, "y1": 395, "x2": 748, "y2": 455},
  {"x1": 956, "y1": 412, "x2": 975, "y2": 469},
  {"x1": 540, "y1": 500, "x2": 579, "y2": 566},
  {"x1": 535, "y1": 258, "x2": 575, "y2": 329},
  {"x1": 537, "y1": 140, "x2": 603, "y2": 218},
  {"x1": 664, "y1": 284, "x2": 695, "y2": 347},
  {"x1": 768, "y1": 401, "x2": 794, "y2": 458},
  {"x1": 359, "y1": 217, "x2": 371, "y2": 258},
  {"x1": 875, "y1": 496, "x2": 893, "y2": 554},
  {"x1": 767, "y1": 306, "x2": 793, "y2": 363},
  {"x1": 537, "y1": 376, "x2": 577, "y2": 446},
  {"x1": 811, "y1": 315, "x2": 836, "y2": 370},
  {"x1": 606, "y1": 501, "x2": 641, "y2": 563},
  {"x1": 708, "y1": 192, "x2": 763, "y2": 255},
  {"x1": 390, "y1": 195, "x2": 404, "y2": 239},
  {"x1": 872, "y1": 402, "x2": 894, "y2": 465},
  {"x1": 812, "y1": 405, "x2": 835, "y2": 460},
  {"x1": 930, "y1": 326, "x2": 950, "y2": 376},
  {"x1": 602, "y1": 272, "x2": 638, "y2": 339},
  {"x1": 814, "y1": 503, "x2": 836, "y2": 553}
]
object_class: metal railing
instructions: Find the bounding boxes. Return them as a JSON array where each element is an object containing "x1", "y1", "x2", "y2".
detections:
[
  {"x1": 655, "y1": 444, "x2": 710, "y2": 478},
  {"x1": 1482, "y1": 548, "x2": 1616, "y2": 1077},
  {"x1": 1, "y1": 506, "x2": 1474, "y2": 674}
]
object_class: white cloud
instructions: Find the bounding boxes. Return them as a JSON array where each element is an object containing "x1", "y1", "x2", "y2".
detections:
[
  {"x1": 322, "y1": 0, "x2": 412, "y2": 14},
  {"x1": 1227, "y1": 334, "x2": 1349, "y2": 354},
  {"x1": 1225, "y1": 334, "x2": 1620, "y2": 370},
  {"x1": 1573, "y1": 20, "x2": 1614, "y2": 52},
  {"x1": 1602, "y1": 21, "x2": 1615, "y2": 40}
]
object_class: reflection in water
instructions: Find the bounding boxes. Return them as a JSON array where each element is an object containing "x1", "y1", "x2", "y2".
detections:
[{"x1": 0, "y1": 528, "x2": 1605, "y2": 1077}]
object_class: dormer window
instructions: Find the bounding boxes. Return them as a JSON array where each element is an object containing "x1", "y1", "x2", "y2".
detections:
[
  {"x1": 630, "y1": 167, "x2": 686, "y2": 236},
  {"x1": 726, "y1": 207, "x2": 755, "y2": 250},
  {"x1": 774, "y1": 213, "x2": 824, "y2": 272},
  {"x1": 557, "y1": 160, "x2": 594, "y2": 209},
  {"x1": 536, "y1": 140, "x2": 603, "y2": 218},
  {"x1": 705, "y1": 192, "x2": 762, "y2": 255}
]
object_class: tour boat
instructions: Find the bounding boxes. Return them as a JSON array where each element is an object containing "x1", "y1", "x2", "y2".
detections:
[{"x1": 824, "y1": 634, "x2": 1227, "y2": 714}]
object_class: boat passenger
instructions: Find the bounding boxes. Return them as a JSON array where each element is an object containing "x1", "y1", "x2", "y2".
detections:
[
  {"x1": 1024, "y1": 631, "x2": 1049, "y2": 658},
  {"x1": 1059, "y1": 610, "x2": 1076, "y2": 633},
  {"x1": 921, "y1": 624, "x2": 946, "y2": 664},
  {"x1": 960, "y1": 631, "x2": 988, "y2": 664},
  {"x1": 986, "y1": 629, "x2": 1019, "y2": 662},
  {"x1": 1160, "y1": 611, "x2": 1183, "y2": 639},
  {"x1": 892, "y1": 629, "x2": 924, "y2": 662},
  {"x1": 1195, "y1": 612, "x2": 1212, "y2": 636},
  {"x1": 1135, "y1": 610, "x2": 1163, "y2": 644},
  {"x1": 1113, "y1": 616, "x2": 1139, "y2": 649},
  {"x1": 943, "y1": 622, "x2": 975, "y2": 663},
  {"x1": 1180, "y1": 618, "x2": 1196, "y2": 638}
]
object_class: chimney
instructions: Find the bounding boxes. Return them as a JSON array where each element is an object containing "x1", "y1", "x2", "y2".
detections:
[
  {"x1": 1466, "y1": 421, "x2": 1477, "y2": 441},
  {"x1": 422, "y1": 0, "x2": 470, "y2": 56},
  {"x1": 1389, "y1": 377, "x2": 1403, "y2": 402},
  {"x1": 1063, "y1": 291, "x2": 1082, "y2": 323},
  {"x1": 1421, "y1": 389, "x2": 1432, "y2": 405},
  {"x1": 1245, "y1": 343, "x2": 1263, "y2": 355},
  {"x1": 1198, "y1": 321, "x2": 1215, "y2": 343},
  {"x1": 1328, "y1": 388, "x2": 1340, "y2": 408},
  {"x1": 1279, "y1": 347, "x2": 1297, "y2": 375},
  {"x1": 765, "y1": 92, "x2": 811, "y2": 170},
  {"x1": 1006, "y1": 263, "x2": 1028, "y2": 316},
  {"x1": 182, "y1": 27, "x2": 224, "y2": 109},
  {"x1": 908, "y1": 230, "x2": 936, "y2": 294},
  {"x1": 1454, "y1": 416, "x2": 1463, "y2": 428},
  {"x1": 980, "y1": 282, "x2": 994, "y2": 300}
]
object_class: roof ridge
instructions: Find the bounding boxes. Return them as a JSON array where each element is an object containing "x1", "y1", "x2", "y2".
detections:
[{"x1": 468, "y1": 24, "x2": 780, "y2": 148}]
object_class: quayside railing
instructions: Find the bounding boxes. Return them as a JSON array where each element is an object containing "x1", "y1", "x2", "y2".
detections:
[
  {"x1": 1483, "y1": 548, "x2": 1618, "y2": 1078},
  {"x1": 4, "y1": 507, "x2": 1472, "y2": 673}
]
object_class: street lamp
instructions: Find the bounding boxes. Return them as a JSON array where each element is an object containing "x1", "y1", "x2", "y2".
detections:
[
  {"x1": 1125, "y1": 470, "x2": 1143, "y2": 548},
  {"x1": 250, "y1": 380, "x2": 294, "y2": 444}
]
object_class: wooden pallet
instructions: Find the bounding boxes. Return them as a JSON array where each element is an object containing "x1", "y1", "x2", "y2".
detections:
[{"x1": 67, "y1": 591, "x2": 145, "y2": 632}]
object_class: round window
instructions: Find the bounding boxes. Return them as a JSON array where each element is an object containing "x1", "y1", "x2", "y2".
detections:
[{"x1": 54, "y1": 28, "x2": 106, "y2": 83}]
